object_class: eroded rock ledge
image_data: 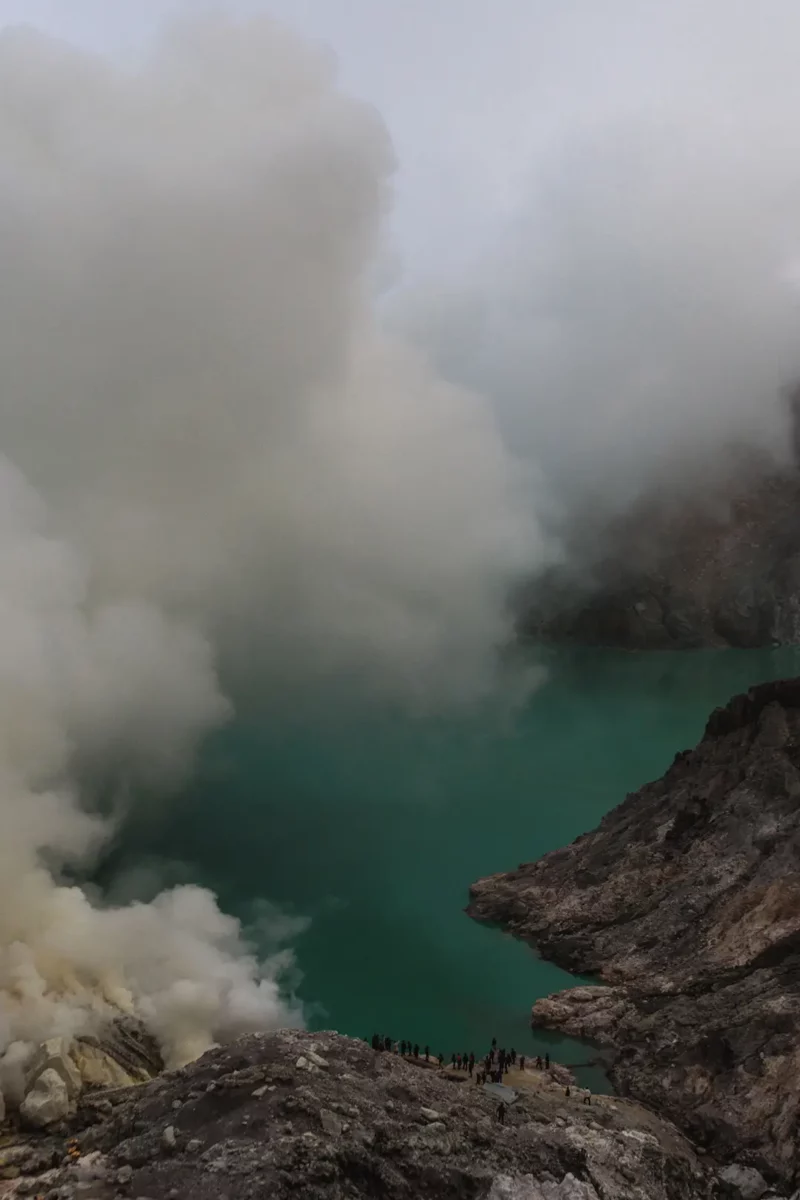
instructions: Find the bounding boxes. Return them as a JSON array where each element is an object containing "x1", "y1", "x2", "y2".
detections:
[
  {"x1": 0, "y1": 1029, "x2": 715, "y2": 1199},
  {"x1": 468, "y1": 678, "x2": 800, "y2": 1191}
]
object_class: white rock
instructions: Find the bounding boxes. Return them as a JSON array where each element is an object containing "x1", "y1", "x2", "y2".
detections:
[
  {"x1": 162, "y1": 1125, "x2": 177, "y2": 1151},
  {"x1": 489, "y1": 1173, "x2": 601, "y2": 1200},
  {"x1": 719, "y1": 1164, "x2": 768, "y2": 1200},
  {"x1": 25, "y1": 1037, "x2": 82, "y2": 1100},
  {"x1": 420, "y1": 1107, "x2": 443, "y2": 1122},
  {"x1": 307, "y1": 1050, "x2": 329, "y2": 1069},
  {"x1": 19, "y1": 1068, "x2": 71, "y2": 1127},
  {"x1": 421, "y1": 1121, "x2": 447, "y2": 1136},
  {"x1": 252, "y1": 1085, "x2": 269, "y2": 1098}
]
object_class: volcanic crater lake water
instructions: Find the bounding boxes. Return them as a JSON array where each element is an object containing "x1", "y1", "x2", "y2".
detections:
[{"x1": 107, "y1": 647, "x2": 800, "y2": 1090}]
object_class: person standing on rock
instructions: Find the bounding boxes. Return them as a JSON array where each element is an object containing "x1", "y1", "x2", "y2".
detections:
[
  {"x1": 519, "y1": 1055, "x2": 525, "y2": 1072},
  {"x1": 497, "y1": 1101, "x2": 506, "y2": 1125},
  {"x1": 536, "y1": 1055, "x2": 542, "y2": 1070},
  {"x1": 413, "y1": 1043, "x2": 419, "y2": 1058},
  {"x1": 545, "y1": 1053, "x2": 550, "y2": 1070},
  {"x1": 456, "y1": 1054, "x2": 462, "y2": 1071},
  {"x1": 510, "y1": 1048, "x2": 516, "y2": 1065},
  {"x1": 424, "y1": 1045, "x2": 430, "y2": 1061},
  {"x1": 438, "y1": 1052, "x2": 445, "y2": 1068},
  {"x1": 384, "y1": 1036, "x2": 392, "y2": 1052},
  {"x1": 451, "y1": 1053, "x2": 456, "y2": 1067}
]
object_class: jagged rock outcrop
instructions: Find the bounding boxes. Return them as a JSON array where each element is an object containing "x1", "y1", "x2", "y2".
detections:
[
  {"x1": 520, "y1": 465, "x2": 800, "y2": 649},
  {"x1": 0, "y1": 1029, "x2": 718, "y2": 1198},
  {"x1": 16, "y1": 1019, "x2": 163, "y2": 1129},
  {"x1": 468, "y1": 678, "x2": 800, "y2": 1191}
]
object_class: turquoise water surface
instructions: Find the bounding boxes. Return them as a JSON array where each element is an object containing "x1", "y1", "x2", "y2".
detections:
[{"x1": 103, "y1": 647, "x2": 800, "y2": 1089}]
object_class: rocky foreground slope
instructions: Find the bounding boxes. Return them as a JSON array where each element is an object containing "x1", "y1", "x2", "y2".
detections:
[
  {"x1": 0, "y1": 1028, "x2": 718, "y2": 1200},
  {"x1": 468, "y1": 677, "x2": 800, "y2": 1192}
]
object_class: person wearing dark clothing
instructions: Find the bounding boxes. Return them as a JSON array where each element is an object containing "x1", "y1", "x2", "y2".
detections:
[
  {"x1": 510, "y1": 1048, "x2": 516, "y2": 1064},
  {"x1": 413, "y1": 1043, "x2": 419, "y2": 1058},
  {"x1": 456, "y1": 1054, "x2": 462, "y2": 1070},
  {"x1": 402, "y1": 1040, "x2": 408, "y2": 1056},
  {"x1": 520, "y1": 1055, "x2": 525, "y2": 1072},
  {"x1": 545, "y1": 1053, "x2": 550, "y2": 1069},
  {"x1": 492, "y1": 1037, "x2": 497, "y2": 1048},
  {"x1": 536, "y1": 1055, "x2": 542, "y2": 1070},
  {"x1": 451, "y1": 1053, "x2": 456, "y2": 1067},
  {"x1": 565, "y1": 1086, "x2": 571, "y2": 1098},
  {"x1": 371, "y1": 1034, "x2": 379, "y2": 1051},
  {"x1": 497, "y1": 1102, "x2": 506, "y2": 1125},
  {"x1": 468, "y1": 1059, "x2": 474, "y2": 1076},
  {"x1": 384, "y1": 1036, "x2": 392, "y2": 1052},
  {"x1": 424, "y1": 1046, "x2": 430, "y2": 1061},
  {"x1": 583, "y1": 1093, "x2": 591, "y2": 1105},
  {"x1": 438, "y1": 1053, "x2": 445, "y2": 1068}
]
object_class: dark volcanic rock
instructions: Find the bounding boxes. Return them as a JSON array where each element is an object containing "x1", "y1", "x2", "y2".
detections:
[
  {"x1": 520, "y1": 466, "x2": 800, "y2": 650},
  {"x1": 0, "y1": 1029, "x2": 715, "y2": 1199},
  {"x1": 468, "y1": 678, "x2": 800, "y2": 1189}
]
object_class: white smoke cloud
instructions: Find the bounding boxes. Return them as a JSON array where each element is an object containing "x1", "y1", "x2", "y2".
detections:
[
  {"x1": 0, "y1": 12, "x2": 540, "y2": 1090},
  {"x1": 393, "y1": 3, "x2": 800, "y2": 535}
]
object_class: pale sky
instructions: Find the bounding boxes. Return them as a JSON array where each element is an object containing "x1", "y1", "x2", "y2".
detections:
[{"x1": 9, "y1": 0, "x2": 800, "y2": 276}]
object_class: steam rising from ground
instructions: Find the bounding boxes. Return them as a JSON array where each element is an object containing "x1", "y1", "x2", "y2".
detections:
[{"x1": 0, "y1": 16, "x2": 539, "y2": 1088}]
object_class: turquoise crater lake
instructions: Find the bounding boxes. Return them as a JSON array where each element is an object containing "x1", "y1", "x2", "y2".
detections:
[{"x1": 104, "y1": 647, "x2": 800, "y2": 1088}]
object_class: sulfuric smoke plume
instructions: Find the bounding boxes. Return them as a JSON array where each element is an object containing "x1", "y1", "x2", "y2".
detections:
[{"x1": 0, "y1": 14, "x2": 540, "y2": 1096}]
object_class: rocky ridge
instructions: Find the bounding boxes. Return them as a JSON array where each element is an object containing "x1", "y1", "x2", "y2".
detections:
[
  {"x1": 521, "y1": 463, "x2": 800, "y2": 650},
  {"x1": 0, "y1": 1028, "x2": 719, "y2": 1199},
  {"x1": 468, "y1": 678, "x2": 800, "y2": 1191}
]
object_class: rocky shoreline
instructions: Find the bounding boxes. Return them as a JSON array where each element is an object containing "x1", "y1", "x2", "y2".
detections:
[
  {"x1": 468, "y1": 677, "x2": 800, "y2": 1194},
  {"x1": 0, "y1": 1028, "x2": 718, "y2": 1199}
]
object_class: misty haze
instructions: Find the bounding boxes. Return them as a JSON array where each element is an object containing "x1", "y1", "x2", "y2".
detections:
[{"x1": 0, "y1": 6, "x2": 800, "y2": 1194}]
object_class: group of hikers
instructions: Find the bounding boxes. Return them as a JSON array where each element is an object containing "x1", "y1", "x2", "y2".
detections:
[
  {"x1": 369, "y1": 1033, "x2": 552, "y2": 1081},
  {"x1": 368, "y1": 1033, "x2": 587, "y2": 1121}
]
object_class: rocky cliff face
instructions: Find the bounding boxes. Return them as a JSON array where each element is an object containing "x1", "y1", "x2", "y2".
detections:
[
  {"x1": 0, "y1": 1029, "x2": 717, "y2": 1199},
  {"x1": 468, "y1": 678, "x2": 800, "y2": 1191},
  {"x1": 521, "y1": 466, "x2": 800, "y2": 649}
]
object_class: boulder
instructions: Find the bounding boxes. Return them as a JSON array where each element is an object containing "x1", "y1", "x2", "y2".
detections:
[
  {"x1": 24, "y1": 1037, "x2": 82, "y2": 1100},
  {"x1": 73, "y1": 1040, "x2": 145, "y2": 1089},
  {"x1": 19, "y1": 1067, "x2": 71, "y2": 1127},
  {"x1": 719, "y1": 1165, "x2": 769, "y2": 1200}
]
